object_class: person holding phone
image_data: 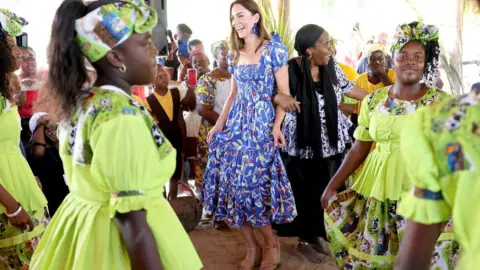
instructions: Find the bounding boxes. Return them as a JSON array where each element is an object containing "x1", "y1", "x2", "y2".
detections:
[
  {"x1": 165, "y1": 23, "x2": 192, "y2": 81},
  {"x1": 28, "y1": 112, "x2": 69, "y2": 217},
  {"x1": 202, "y1": 1, "x2": 296, "y2": 269},
  {"x1": 29, "y1": 1, "x2": 202, "y2": 269},
  {"x1": 0, "y1": 8, "x2": 49, "y2": 269}
]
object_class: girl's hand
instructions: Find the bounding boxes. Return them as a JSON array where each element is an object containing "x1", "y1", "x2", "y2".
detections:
[
  {"x1": 7, "y1": 205, "x2": 34, "y2": 232},
  {"x1": 272, "y1": 126, "x2": 285, "y2": 148},
  {"x1": 321, "y1": 187, "x2": 338, "y2": 209}
]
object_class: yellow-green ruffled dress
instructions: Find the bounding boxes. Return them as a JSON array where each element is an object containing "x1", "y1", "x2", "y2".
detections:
[
  {"x1": 324, "y1": 87, "x2": 458, "y2": 269},
  {"x1": 30, "y1": 86, "x2": 202, "y2": 269},
  {"x1": 0, "y1": 95, "x2": 49, "y2": 269},
  {"x1": 398, "y1": 89, "x2": 480, "y2": 270}
]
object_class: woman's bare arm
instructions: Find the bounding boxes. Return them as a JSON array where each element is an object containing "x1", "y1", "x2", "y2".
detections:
[
  {"x1": 326, "y1": 140, "x2": 372, "y2": 191},
  {"x1": 116, "y1": 211, "x2": 162, "y2": 270},
  {"x1": 395, "y1": 220, "x2": 442, "y2": 270}
]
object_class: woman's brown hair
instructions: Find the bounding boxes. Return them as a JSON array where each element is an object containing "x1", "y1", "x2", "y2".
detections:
[{"x1": 228, "y1": 0, "x2": 270, "y2": 65}]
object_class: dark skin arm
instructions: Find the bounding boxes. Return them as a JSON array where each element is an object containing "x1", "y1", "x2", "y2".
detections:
[
  {"x1": 31, "y1": 125, "x2": 47, "y2": 158},
  {"x1": 0, "y1": 185, "x2": 34, "y2": 231},
  {"x1": 379, "y1": 71, "x2": 394, "y2": 86},
  {"x1": 198, "y1": 104, "x2": 219, "y2": 126},
  {"x1": 177, "y1": 55, "x2": 189, "y2": 83},
  {"x1": 370, "y1": 67, "x2": 394, "y2": 87},
  {"x1": 321, "y1": 139, "x2": 373, "y2": 209},
  {"x1": 272, "y1": 93, "x2": 301, "y2": 113},
  {"x1": 181, "y1": 85, "x2": 196, "y2": 112},
  {"x1": 339, "y1": 100, "x2": 355, "y2": 116},
  {"x1": 168, "y1": 108, "x2": 187, "y2": 200},
  {"x1": 395, "y1": 220, "x2": 442, "y2": 270},
  {"x1": 345, "y1": 86, "x2": 368, "y2": 101},
  {"x1": 116, "y1": 211, "x2": 162, "y2": 270}
]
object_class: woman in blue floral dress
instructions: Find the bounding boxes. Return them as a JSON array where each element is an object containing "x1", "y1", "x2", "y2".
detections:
[{"x1": 202, "y1": 1, "x2": 296, "y2": 269}]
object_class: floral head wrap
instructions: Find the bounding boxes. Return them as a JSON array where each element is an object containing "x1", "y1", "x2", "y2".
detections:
[
  {"x1": 0, "y1": 9, "x2": 28, "y2": 37},
  {"x1": 391, "y1": 22, "x2": 441, "y2": 87},
  {"x1": 75, "y1": 0, "x2": 157, "y2": 63}
]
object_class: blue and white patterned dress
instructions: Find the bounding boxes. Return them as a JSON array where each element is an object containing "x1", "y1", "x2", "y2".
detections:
[{"x1": 202, "y1": 41, "x2": 297, "y2": 228}]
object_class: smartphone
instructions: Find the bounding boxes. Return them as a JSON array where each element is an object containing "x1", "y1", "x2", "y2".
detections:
[
  {"x1": 178, "y1": 39, "x2": 189, "y2": 58},
  {"x1": 156, "y1": 55, "x2": 166, "y2": 66},
  {"x1": 16, "y1": 33, "x2": 28, "y2": 48},
  {"x1": 187, "y1": 68, "x2": 197, "y2": 86}
]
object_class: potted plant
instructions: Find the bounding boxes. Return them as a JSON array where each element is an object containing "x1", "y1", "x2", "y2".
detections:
[{"x1": 257, "y1": 0, "x2": 295, "y2": 57}]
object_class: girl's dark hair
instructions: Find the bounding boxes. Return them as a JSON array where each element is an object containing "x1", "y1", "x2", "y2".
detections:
[
  {"x1": 40, "y1": 0, "x2": 90, "y2": 120},
  {"x1": 0, "y1": 28, "x2": 15, "y2": 100}
]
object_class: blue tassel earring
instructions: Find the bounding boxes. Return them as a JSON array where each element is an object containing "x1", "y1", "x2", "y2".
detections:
[{"x1": 252, "y1": 23, "x2": 259, "y2": 35}]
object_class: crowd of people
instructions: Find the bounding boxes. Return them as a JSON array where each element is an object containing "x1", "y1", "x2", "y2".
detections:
[{"x1": 0, "y1": 0, "x2": 479, "y2": 269}]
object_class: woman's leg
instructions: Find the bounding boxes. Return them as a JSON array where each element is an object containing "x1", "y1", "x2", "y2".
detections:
[
  {"x1": 286, "y1": 157, "x2": 330, "y2": 263},
  {"x1": 259, "y1": 224, "x2": 281, "y2": 269},
  {"x1": 239, "y1": 224, "x2": 261, "y2": 269}
]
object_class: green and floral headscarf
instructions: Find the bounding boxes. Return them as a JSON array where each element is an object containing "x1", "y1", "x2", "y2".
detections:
[
  {"x1": 75, "y1": 0, "x2": 157, "y2": 63},
  {"x1": 0, "y1": 9, "x2": 28, "y2": 37},
  {"x1": 391, "y1": 22, "x2": 441, "y2": 87}
]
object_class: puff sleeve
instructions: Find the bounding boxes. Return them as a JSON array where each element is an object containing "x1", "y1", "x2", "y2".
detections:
[
  {"x1": 353, "y1": 94, "x2": 373, "y2": 141},
  {"x1": 397, "y1": 107, "x2": 451, "y2": 224},
  {"x1": 89, "y1": 114, "x2": 176, "y2": 218}
]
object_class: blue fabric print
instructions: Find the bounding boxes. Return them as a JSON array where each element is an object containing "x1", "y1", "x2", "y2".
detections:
[
  {"x1": 102, "y1": 13, "x2": 130, "y2": 41},
  {"x1": 202, "y1": 41, "x2": 297, "y2": 228},
  {"x1": 121, "y1": 108, "x2": 136, "y2": 115}
]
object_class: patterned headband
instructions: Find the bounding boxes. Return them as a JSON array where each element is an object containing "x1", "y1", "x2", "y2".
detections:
[
  {"x1": 391, "y1": 22, "x2": 441, "y2": 87},
  {"x1": 75, "y1": 0, "x2": 157, "y2": 63},
  {"x1": 0, "y1": 9, "x2": 28, "y2": 37},
  {"x1": 391, "y1": 22, "x2": 439, "y2": 51}
]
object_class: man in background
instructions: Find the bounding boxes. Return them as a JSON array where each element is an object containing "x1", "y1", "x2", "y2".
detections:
[{"x1": 166, "y1": 23, "x2": 193, "y2": 81}]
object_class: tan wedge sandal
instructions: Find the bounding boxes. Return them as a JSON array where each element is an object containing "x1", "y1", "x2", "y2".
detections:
[{"x1": 239, "y1": 247, "x2": 262, "y2": 270}]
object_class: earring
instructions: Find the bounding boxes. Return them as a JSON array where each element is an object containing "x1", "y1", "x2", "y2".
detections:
[
  {"x1": 252, "y1": 23, "x2": 259, "y2": 35},
  {"x1": 119, "y1": 64, "x2": 127, "y2": 73},
  {"x1": 307, "y1": 55, "x2": 312, "y2": 61}
]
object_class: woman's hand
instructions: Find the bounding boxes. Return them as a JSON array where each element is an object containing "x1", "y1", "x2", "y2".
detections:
[
  {"x1": 321, "y1": 187, "x2": 338, "y2": 209},
  {"x1": 178, "y1": 54, "x2": 189, "y2": 68},
  {"x1": 207, "y1": 123, "x2": 224, "y2": 143},
  {"x1": 7, "y1": 205, "x2": 34, "y2": 232},
  {"x1": 21, "y1": 78, "x2": 36, "y2": 90},
  {"x1": 272, "y1": 126, "x2": 285, "y2": 148},
  {"x1": 273, "y1": 93, "x2": 300, "y2": 113},
  {"x1": 45, "y1": 127, "x2": 58, "y2": 144}
]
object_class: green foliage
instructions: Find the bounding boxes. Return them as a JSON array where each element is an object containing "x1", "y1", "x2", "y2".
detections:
[{"x1": 257, "y1": 0, "x2": 295, "y2": 57}]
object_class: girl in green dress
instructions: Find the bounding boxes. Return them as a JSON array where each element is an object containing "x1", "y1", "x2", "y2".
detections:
[
  {"x1": 321, "y1": 21, "x2": 458, "y2": 269},
  {"x1": 0, "y1": 9, "x2": 49, "y2": 269},
  {"x1": 29, "y1": 1, "x2": 202, "y2": 269},
  {"x1": 395, "y1": 3, "x2": 480, "y2": 269}
]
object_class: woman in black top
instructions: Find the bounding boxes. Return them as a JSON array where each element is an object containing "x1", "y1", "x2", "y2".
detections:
[{"x1": 273, "y1": 24, "x2": 366, "y2": 264}]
